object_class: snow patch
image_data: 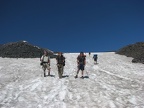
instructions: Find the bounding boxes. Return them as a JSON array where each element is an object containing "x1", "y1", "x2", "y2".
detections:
[{"x1": 22, "y1": 40, "x2": 27, "y2": 43}]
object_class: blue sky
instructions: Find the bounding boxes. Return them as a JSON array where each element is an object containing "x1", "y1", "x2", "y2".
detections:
[{"x1": 0, "y1": 0, "x2": 144, "y2": 52}]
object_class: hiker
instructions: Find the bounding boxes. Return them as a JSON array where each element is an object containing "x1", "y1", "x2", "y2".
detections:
[
  {"x1": 89, "y1": 52, "x2": 91, "y2": 56},
  {"x1": 93, "y1": 54, "x2": 98, "y2": 64},
  {"x1": 56, "y1": 52, "x2": 65, "y2": 78},
  {"x1": 40, "y1": 50, "x2": 51, "y2": 77},
  {"x1": 75, "y1": 52, "x2": 86, "y2": 79}
]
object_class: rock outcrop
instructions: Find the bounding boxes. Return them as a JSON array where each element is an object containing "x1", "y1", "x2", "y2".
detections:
[
  {"x1": 116, "y1": 42, "x2": 144, "y2": 64},
  {"x1": 0, "y1": 41, "x2": 55, "y2": 58}
]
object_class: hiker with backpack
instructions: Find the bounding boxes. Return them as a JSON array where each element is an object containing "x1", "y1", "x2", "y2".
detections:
[
  {"x1": 75, "y1": 52, "x2": 86, "y2": 79},
  {"x1": 93, "y1": 54, "x2": 98, "y2": 64},
  {"x1": 56, "y1": 52, "x2": 65, "y2": 79},
  {"x1": 89, "y1": 52, "x2": 91, "y2": 56},
  {"x1": 40, "y1": 50, "x2": 51, "y2": 77}
]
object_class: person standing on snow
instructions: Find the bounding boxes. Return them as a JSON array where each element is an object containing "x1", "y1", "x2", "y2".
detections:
[
  {"x1": 93, "y1": 54, "x2": 98, "y2": 64},
  {"x1": 40, "y1": 50, "x2": 51, "y2": 77},
  {"x1": 89, "y1": 52, "x2": 91, "y2": 56},
  {"x1": 56, "y1": 52, "x2": 65, "y2": 78},
  {"x1": 75, "y1": 52, "x2": 86, "y2": 79}
]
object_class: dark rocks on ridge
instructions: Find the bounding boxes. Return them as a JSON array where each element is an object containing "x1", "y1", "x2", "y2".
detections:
[
  {"x1": 116, "y1": 42, "x2": 144, "y2": 64},
  {"x1": 0, "y1": 41, "x2": 56, "y2": 58}
]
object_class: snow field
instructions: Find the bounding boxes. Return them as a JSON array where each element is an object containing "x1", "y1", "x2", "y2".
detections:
[{"x1": 0, "y1": 52, "x2": 144, "y2": 108}]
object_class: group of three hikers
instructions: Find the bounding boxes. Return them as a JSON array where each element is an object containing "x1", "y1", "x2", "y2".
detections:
[{"x1": 40, "y1": 51, "x2": 97, "y2": 79}]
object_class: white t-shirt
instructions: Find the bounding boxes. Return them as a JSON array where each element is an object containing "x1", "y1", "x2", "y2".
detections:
[{"x1": 41, "y1": 55, "x2": 50, "y2": 62}]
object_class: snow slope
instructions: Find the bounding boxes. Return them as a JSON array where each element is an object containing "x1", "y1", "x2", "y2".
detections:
[{"x1": 0, "y1": 52, "x2": 144, "y2": 108}]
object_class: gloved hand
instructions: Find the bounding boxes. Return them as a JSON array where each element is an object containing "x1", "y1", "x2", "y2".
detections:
[{"x1": 40, "y1": 62, "x2": 43, "y2": 66}]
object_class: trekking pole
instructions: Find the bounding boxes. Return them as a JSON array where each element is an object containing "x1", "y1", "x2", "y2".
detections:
[
  {"x1": 85, "y1": 65, "x2": 89, "y2": 78},
  {"x1": 40, "y1": 65, "x2": 42, "y2": 77},
  {"x1": 41, "y1": 69, "x2": 43, "y2": 77}
]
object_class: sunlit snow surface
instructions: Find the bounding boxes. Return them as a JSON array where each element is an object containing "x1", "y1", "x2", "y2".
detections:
[{"x1": 0, "y1": 52, "x2": 144, "y2": 108}]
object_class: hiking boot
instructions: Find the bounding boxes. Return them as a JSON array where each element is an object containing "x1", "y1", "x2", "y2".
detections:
[
  {"x1": 80, "y1": 76, "x2": 84, "y2": 79},
  {"x1": 75, "y1": 75, "x2": 78, "y2": 78}
]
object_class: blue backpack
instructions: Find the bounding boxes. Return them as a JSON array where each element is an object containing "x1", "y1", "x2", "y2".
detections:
[{"x1": 93, "y1": 54, "x2": 97, "y2": 59}]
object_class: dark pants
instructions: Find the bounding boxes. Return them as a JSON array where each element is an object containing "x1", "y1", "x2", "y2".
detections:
[
  {"x1": 57, "y1": 64, "x2": 64, "y2": 78},
  {"x1": 94, "y1": 58, "x2": 97, "y2": 64}
]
